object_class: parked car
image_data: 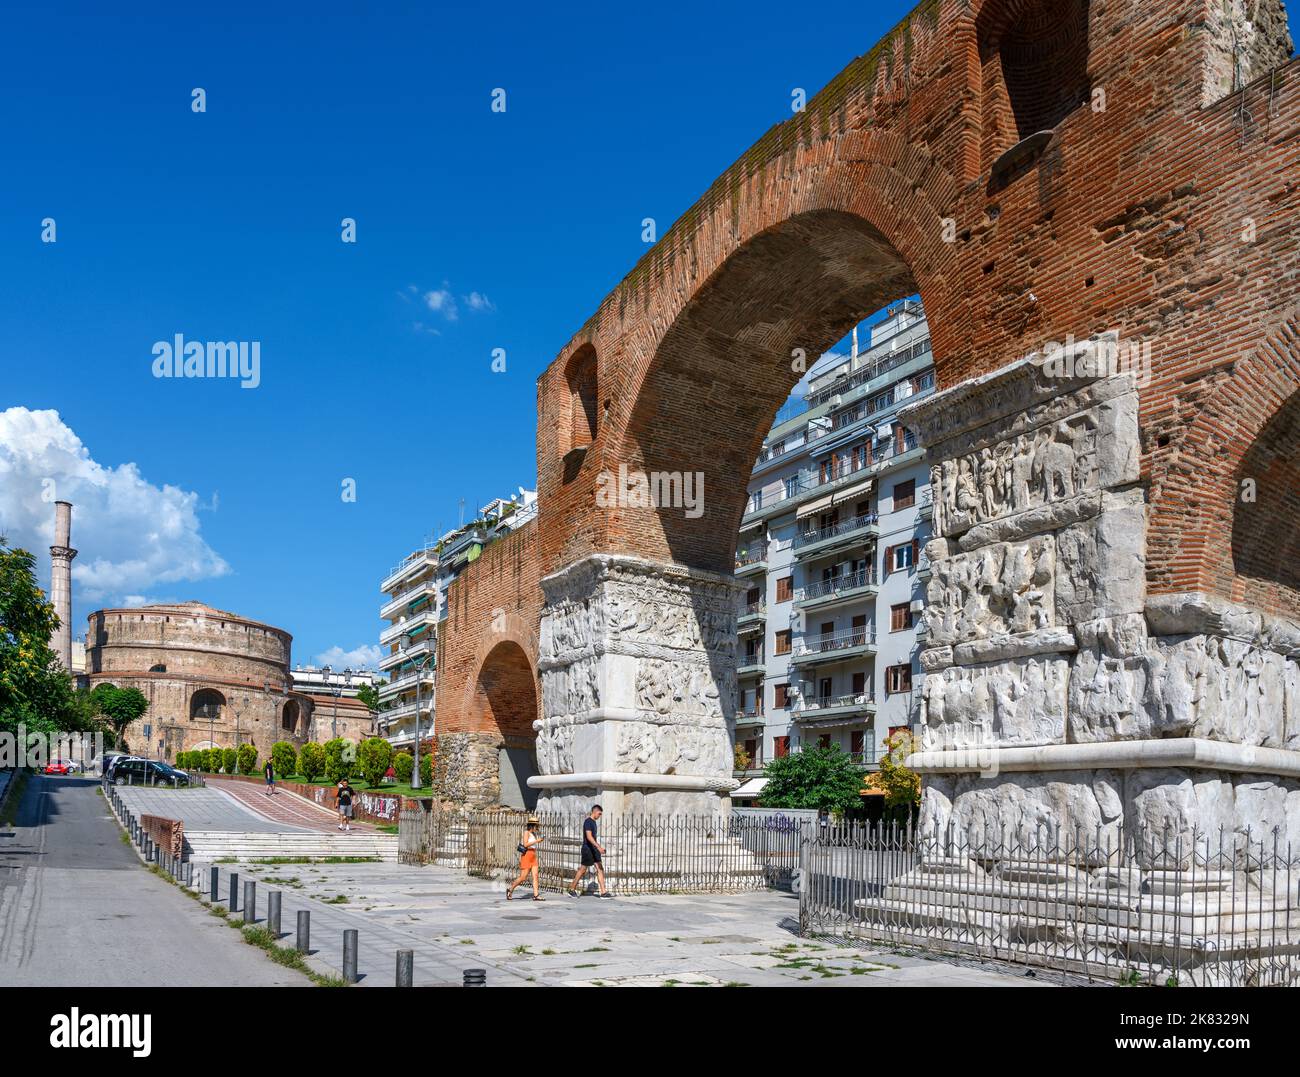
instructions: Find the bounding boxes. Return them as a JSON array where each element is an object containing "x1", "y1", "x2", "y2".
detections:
[
  {"x1": 44, "y1": 759, "x2": 73, "y2": 775},
  {"x1": 102, "y1": 754, "x2": 139, "y2": 782},
  {"x1": 110, "y1": 758, "x2": 190, "y2": 787}
]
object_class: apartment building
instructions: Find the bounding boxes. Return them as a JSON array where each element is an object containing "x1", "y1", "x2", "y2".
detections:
[
  {"x1": 732, "y1": 299, "x2": 934, "y2": 804},
  {"x1": 376, "y1": 488, "x2": 538, "y2": 748}
]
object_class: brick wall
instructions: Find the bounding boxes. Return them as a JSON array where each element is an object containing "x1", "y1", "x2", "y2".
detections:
[{"x1": 140, "y1": 813, "x2": 184, "y2": 861}]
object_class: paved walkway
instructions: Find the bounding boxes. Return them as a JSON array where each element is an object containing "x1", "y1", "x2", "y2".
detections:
[
  {"x1": 116, "y1": 784, "x2": 312, "y2": 833},
  {"x1": 201, "y1": 859, "x2": 1049, "y2": 988},
  {"x1": 206, "y1": 778, "x2": 375, "y2": 832},
  {"x1": 0, "y1": 775, "x2": 308, "y2": 985}
]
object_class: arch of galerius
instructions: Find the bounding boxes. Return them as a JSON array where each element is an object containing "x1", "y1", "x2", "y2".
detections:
[{"x1": 434, "y1": 0, "x2": 1300, "y2": 845}]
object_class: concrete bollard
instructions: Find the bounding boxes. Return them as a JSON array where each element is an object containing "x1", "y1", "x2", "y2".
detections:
[
  {"x1": 210, "y1": 865, "x2": 220, "y2": 901},
  {"x1": 296, "y1": 910, "x2": 310, "y2": 953},
  {"x1": 268, "y1": 891, "x2": 282, "y2": 937},
  {"x1": 343, "y1": 929, "x2": 358, "y2": 984},
  {"x1": 229, "y1": 872, "x2": 240, "y2": 912},
  {"x1": 396, "y1": 949, "x2": 414, "y2": 987},
  {"x1": 243, "y1": 880, "x2": 256, "y2": 923},
  {"x1": 464, "y1": 968, "x2": 486, "y2": 987}
]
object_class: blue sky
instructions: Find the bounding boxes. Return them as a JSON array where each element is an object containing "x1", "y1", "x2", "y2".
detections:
[{"x1": 1, "y1": 2, "x2": 1295, "y2": 668}]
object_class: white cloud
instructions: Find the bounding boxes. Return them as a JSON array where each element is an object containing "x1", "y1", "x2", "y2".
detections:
[
  {"x1": 409, "y1": 283, "x2": 495, "y2": 327},
  {"x1": 0, "y1": 408, "x2": 230, "y2": 608},
  {"x1": 313, "y1": 643, "x2": 384, "y2": 671},
  {"x1": 464, "y1": 291, "x2": 495, "y2": 313},
  {"x1": 423, "y1": 288, "x2": 458, "y2": 321}
]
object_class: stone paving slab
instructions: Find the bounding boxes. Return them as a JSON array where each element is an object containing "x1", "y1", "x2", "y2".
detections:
[
  {"x1": 117, "y1": 785, "x2": 312, "y2": 833},
  {"x1": 193, "y1": 859, "x2": 1050, "y2": 988}
]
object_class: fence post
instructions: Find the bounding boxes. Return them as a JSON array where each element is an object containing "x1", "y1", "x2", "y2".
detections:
[
  {"x1": 343, "y1": 929, "x2": 358, "y2": 984},
  {"x1": 296, "y1": 910, "x2": 310, "y2": 953},
  {"x1": 268, "y1": 891, "x2": 282, "y2": 936},
  {"x1": 396, "y1": 949, "x2": 413, "y2": 987}
]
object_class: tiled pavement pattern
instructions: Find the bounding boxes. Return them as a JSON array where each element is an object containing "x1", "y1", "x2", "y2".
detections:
[
  {"x1": 200, "y1": 860, "x2": 1048, "y2": 988},
  {"x1": 116, "y1": 784, "x2": 310, "y2": 833},
  {"x1": 206, "y1": 778, "x2": 376, "y2": 832}
]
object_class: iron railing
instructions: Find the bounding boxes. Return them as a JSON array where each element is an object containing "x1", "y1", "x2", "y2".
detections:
[
  {"x1": 397, "y1": 801, "x2": 469, "y2": 866},
  {"x1": 461, "y1": 811, "x2": 809, "y2": 895},
  {"x1": 795, "y1": 568, "x2": 878, "y2": 603},
  {"x1": 794, "y1": 515, "x2": 878, "y2": 551},
  {"x1": 735, "y1": 543, "x2": 769, "y2": 569},
  {"x1": 799, "y1": 820, "x2": 1300, "y2": 987},
  {"x1": 792, "y1": 626, "x2": 876, "y2": 657}
]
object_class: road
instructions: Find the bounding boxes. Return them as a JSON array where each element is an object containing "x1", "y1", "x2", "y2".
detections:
[{"x1": 0, "y1": 774, "x2": 308, "y2": 986}]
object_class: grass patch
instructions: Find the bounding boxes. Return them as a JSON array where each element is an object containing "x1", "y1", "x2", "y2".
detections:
[
  {"x1": 323, "y1": 894, "x2": 350, "y2": 904},
  {"x1": 239, "y1": 926, "x2": 347, "y2": 987},
  {"x1": 584, "y1": 946, "x2": 609, "y2": 952}
]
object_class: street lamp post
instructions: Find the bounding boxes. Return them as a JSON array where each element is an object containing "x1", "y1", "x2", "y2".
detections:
[
  {"x1": 400, "y1": 633, "x2": 435, "y2": 791},
  {"x1": 322, "y1": 666, "x2": 353, "y2": 741}
]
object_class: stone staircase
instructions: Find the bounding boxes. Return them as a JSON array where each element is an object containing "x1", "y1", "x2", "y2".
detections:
[{"x1": 185, "y1": 829, "x2": 399, "y2": 863}]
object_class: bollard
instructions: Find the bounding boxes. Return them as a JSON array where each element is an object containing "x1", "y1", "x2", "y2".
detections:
[
  {"x1": 343, "y1": 929, "x2": 359, "y2": 984},
  {"x1": 396, "y1": 949, "x2": 414, "y2": 987},
  {"x1": 268, "y1": 891, "x2": 282, "y2": 937},
  {"x1": 210, "y1": 865, "x2": 220, "y2": 901},
  {"x1": 243, "y1": 880, "x2": 256, "y2": 923},
  {"x1": 143, "y1": 836, "x2": 153, "y2": 861},
  {"x1": 296, "y1": 910, "x2": 310, "y2": 953},
  {"x1": 463, "y1": 968, "x2": 486, "y2": 987},
  {"x1": 229, "y1": 872, "x2": 240, "y2": 912}
]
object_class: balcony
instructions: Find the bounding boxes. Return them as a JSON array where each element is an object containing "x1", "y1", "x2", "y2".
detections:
[
  {"x1": 792, "y1": 692, "x2": 876, "y2": 721},
  {"x1": 379, "y1": 577, "x2": 438, "y2": 620},
  {"x1": 380, "y1": 546, "x2": 438, "y2": 594},
  {"x1": 794, "y1": 567, "x2": 879, "y2": 611},
  {"x1": 439, "y1": 526, "x2": 489, "y2": 570},
  {"x1": 791, "y1": 626, "x2": 877, "y2": 666},
  {"x1": 737, "y1": 600, "x2": 766, "y2": 630},
  {"x1": 737, "y1": 653, "x2": 766, "y2": 678},
  {"x1": 916, "y1": 485, "x2": 933, "y2": 521},
  {"x1": 735, "y1": 708, "x2": 766, "y2": 729},
  {"x1": 378, "y1": 634, "x2": 435, "y2": 670},
  {"x1": 917, "y1": 549, "x2": 932, "y2": 581},
  {"x1": 805, "y1": 337, "x2": 933, "y2": 408},
  {"x1": 379, "y1": 608, "x2": 436, "y2": 646},
  {"x1": 379, "y1": 666, "x2": 436, "y2": 699},
  {"x1": 378, "y1": 695, "x2": 434, "y2": 729},
  {"x1": 734, "y1": 543, "x2": 769, "y2": 577},
  {"x1": 793, "y1": 513, "x2": 879, "y2": 559}
]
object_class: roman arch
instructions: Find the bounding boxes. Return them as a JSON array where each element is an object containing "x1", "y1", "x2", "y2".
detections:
[{"x1": 439, "y1": 0, "x2": 1300, "y2": 834}]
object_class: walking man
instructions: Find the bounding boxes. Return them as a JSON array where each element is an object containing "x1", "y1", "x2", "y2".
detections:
[
  {"x1": 263, "y1": 757, "x2": 276, "y2": 796},
  {"x1": 336, "y1": 777, "x2": 355, "y2": 831},
  {"x1": 568, "y1": 804, "x2": 610, "y2": 898}
]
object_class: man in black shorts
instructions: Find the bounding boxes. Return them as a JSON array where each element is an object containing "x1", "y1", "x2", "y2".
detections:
[{"x1": 568, "y1": 804, "x2": 610, "y2": 897}]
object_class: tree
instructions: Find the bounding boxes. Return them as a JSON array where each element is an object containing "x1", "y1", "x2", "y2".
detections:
[
  {"x1": 323, "y1": 737, "x2": 357, "y2": 784},
  {"x1": 0, "y1": 541, "x2": 82, "y2": 737},
  {"x1": 358, "y1": 737, "x2": 392, "y2": 787},
  {"x1": 875, "y1": 730, "x2": 922, "y2": 817},
  {"x1": 355, "y1": 680, "x2": 383, "y2": 715},
  {"x1": 393, "y1": 751, "x2": 413, "y2": 785},
  {"x1": 419, "y1": 752, "x2": 432, "y2": 787},
  {"x1": 271, "y1": 741, "x2": 297, "y2": 779},
  {"x1": 90, "y1": 684, "x2": 150, "y2": 751},
  {"x1": 198, "y1": 748, "x2": 214, "y2": 771},
  {"x1": 760, "y1": 745, "x2": 864, "y2": 814},
  {"x1": 221, "y1": 747, "x2": 237, "y2": 774},
  {"x1": 299, "y1": 741, "x2": 325, "y2": 782},
  {"x1": 237, "y1": 743, "x2": 258, "y2": 775}
]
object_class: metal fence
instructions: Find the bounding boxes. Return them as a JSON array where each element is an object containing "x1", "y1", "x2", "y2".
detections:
[
  {"x1": 397, "y1": 801, "x2": 469, "y2": 866},
  {"x1": 799, "y1": 821, "x2": 1300, "y2": 986},
  {"x1": 460, "y1": 811, "x2": 809, "y2": 895}
]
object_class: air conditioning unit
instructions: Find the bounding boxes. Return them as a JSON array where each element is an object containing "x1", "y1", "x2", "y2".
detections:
[
  {"x1": 829, "y1": 394, "x2": 842, "y2": 407},
  {"x1": 910, "y1": 600, "x2": 925, "y2": 613}
]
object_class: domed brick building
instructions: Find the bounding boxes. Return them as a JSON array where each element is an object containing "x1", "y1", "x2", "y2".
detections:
[{"x1": 85, "y1": 601, "x2": 321, "y2": 764}]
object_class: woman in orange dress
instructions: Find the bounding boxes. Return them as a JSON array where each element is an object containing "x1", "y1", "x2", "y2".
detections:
[{"x1": 506, "y1": 816, "x2": 544, "y2": 901}]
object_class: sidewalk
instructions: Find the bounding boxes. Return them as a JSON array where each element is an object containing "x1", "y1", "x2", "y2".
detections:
[
  {"x1": 195, "y1": 860, "x2": 1050, "y2": 988},
  {"x1": 207, "y1": 777, "x2": 376, "y2": 832}
]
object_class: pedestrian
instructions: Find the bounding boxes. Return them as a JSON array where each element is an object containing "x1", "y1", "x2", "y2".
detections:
[
  {"x1": 567, "y1": 804, "x2": 610, "y2": 898},
  {"x1": 506, "y1": 815, "x2": 545, "y2": 901},
  {"x1": 336, "y1": 777, "x2": 355, "y2": 831},
  {"x1": 263, "y1": 757, "x2": 276, "y2": 796}
]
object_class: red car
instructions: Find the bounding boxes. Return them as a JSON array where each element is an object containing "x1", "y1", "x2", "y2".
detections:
[{"x1": 44, "y1": 759, "x2": 73, "y2": 775}]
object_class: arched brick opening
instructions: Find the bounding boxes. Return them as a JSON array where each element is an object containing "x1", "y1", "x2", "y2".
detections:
[
  {"x1": 618, "y1": 208, "x2": 922, "y2": 575},
  {"x1": 469, "y1": 639, "x2": 540, "y2": 809},
  {"x1": 280, "y1": 698, "x2": 301, "y2": 734},
  {"x1": 189, "y1": 687, "x2": 224, "y2": 721},
  {"x1": 1233, "y1": 386, "x2": 1300, "y2": 615},
  {"x1": 562, "y1": 344, "x2": 599, "y2": 482}
]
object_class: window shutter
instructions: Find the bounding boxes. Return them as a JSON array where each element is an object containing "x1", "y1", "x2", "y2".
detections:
[
  {"x1": 911, "y1": 539, "x2": 920, "y2": 568},
  {"x1": 883, "y1": 545, "x2": 894, "y2": 578}
]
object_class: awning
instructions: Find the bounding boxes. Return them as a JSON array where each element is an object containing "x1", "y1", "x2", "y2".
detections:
[
  {"x1": 796, "y1": 493, "x2": 834, "y2": 519},
  {"x1": 732, "y1": 777, "x2": 768, "y2": 798},
  {"x1": 831, "y1": 478, "x2": 873, "y2": 506}
]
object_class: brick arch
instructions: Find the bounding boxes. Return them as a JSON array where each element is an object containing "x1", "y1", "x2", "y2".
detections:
[
  {"x1": 1151, "y1": 311, "x2": 1300, "y2": 618},
  {"x1": 598, "y1": 130, "x2": 964, "y2": 574},
  {"x1": 459, "y1": 618, "x2": 542, "y2": 748}
]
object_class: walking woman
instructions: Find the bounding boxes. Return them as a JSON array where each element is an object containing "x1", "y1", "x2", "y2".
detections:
[{"x1": 506, "y1": 816, "x2": 545, "y2": 901}]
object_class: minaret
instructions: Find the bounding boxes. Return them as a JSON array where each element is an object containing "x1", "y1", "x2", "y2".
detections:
[{"x1": 49, "y1": 500, "x2": 76, "y2": 671}]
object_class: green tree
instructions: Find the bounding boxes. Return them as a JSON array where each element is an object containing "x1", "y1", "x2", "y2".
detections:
[
  {"x1": 875, "y1": 730, "x2": 922, "y2": 816},
  {"x1": 323, "y1": 738, "x2": 357, "y2": 784},
  {"x1": 0, "y1": 542, "x2": 83, "y2": 738},
  {"x1": 299, "y1": 741, "x2": 325, "y2": 782},
  {"x1": 236, "y1": 743, "x2": 257, "y2": 775},
  {"x1": 392, "y1": 751, "x2": 413, "y2": 785},
  {"x1": 419, "y1": 752, "x2": 432, "y2": 787},
  {"x1": 90, "y1": 683, "x2": 150, "y2": 751},
  {"x1": 355, "y1": 680, "x2": 383, "y2": 715},
  {"x1": 358, "y1": 736, "x2": 392, "y2": 786},
  {"x1": 198, "y1": 747, "x2": 213, "y2": 771},
  {"x1": 760, "y1": 745, "x2": 863, "y2": 814},
  {"x1": 221, "y1": 747, "x2": 237, "y2": 774},
  {"x1": 271, "y1": 741, "x2": 297, "y2": 778},
  {"x1": 175, "y1": 751, "x2": 188, "y2": 769}
]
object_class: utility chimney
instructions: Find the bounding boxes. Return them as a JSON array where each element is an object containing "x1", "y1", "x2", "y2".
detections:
[{"x1": 50, "y1": 500, "x2": 76, "y2": 672}]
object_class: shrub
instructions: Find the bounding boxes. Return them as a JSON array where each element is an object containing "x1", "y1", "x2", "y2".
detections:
[
  {"x1": 222, "y1": 747, "x2": 237, "y2": 774},
  {"x1": 393, "y1": 751, "x2": 413, "y2": 785},
  {"x1": 760, "y1": 744, "x2": 864, "y2": 814},
  {"x1": 271, "y1": 741, "x2": 297, "y2": 779},
  {"x1": 195, "y1": 748, "x2": 209, "y2": 771},
  {"x1": 419, "y1": 752, "x2": 432, "y2": 787},
  {"x1": 358, "y1": 737, "x2": 393, "y2": 786},
  {"x1": 237, "y1": 743, "x2": 258, "y2": 775},
  {"x1": 324, "y1": 738, "x2": 357, "y2": 784},
  {"x1": 299, "y1": 742, "x2": 325, "y2": 782},
  {"x1": 174, "y1": 751, "x2": 187, "y2": 770}
]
